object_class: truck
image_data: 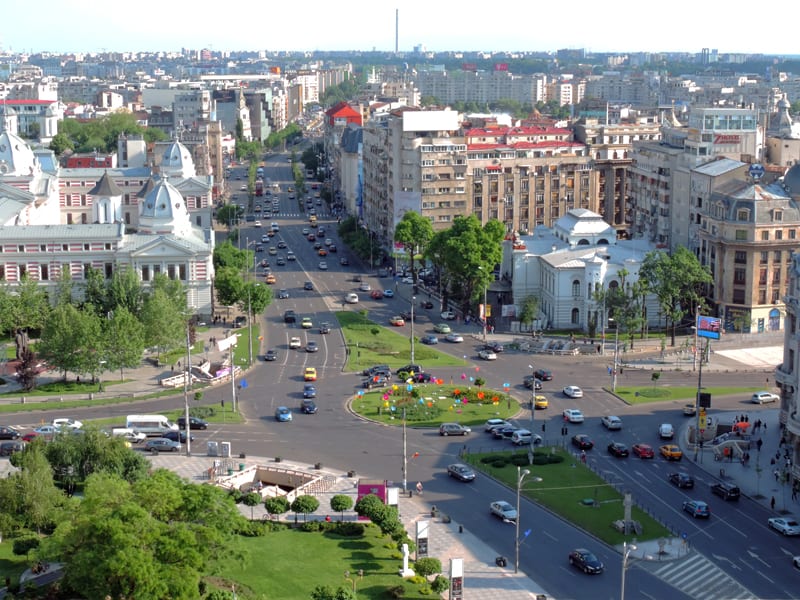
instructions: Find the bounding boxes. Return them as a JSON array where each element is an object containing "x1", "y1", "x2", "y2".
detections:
[
  {"x1": 125, "y1": 414, "x2": 178, "y2": 437},
  {"x1": 255, "y1": 180, "x2": 264, "y2": 196}
]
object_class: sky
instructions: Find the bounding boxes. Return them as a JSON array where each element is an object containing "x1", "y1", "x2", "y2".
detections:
[{"x1": 2, "y1": 1, "x2": 794, "y2": 56}]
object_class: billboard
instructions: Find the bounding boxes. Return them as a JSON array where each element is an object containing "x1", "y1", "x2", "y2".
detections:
[{"x1": 696, "y1": 315, "x2": 721, "y2": 340}]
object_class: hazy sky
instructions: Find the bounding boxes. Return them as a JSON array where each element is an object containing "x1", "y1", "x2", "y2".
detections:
[{"x1": 2, "y1": 1, "x2": 792, "y2": 56}]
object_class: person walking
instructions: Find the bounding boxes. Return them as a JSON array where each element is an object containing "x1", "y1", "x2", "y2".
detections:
[{"x1": 771, "y1": 496, "x2": 776, "y2": 510}]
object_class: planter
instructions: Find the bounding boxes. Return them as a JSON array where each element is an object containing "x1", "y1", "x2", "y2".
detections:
[
  {"x1": 274, "y1": 457, "x2": 282, "y2": 463},
  {"x1": 314, "y1": 462, "x2": 322, "y2": 470}
]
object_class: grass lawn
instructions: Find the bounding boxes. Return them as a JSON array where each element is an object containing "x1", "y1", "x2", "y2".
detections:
[
  {"x1": 0, "y1": 540, "x2": 28, "y2": 588},
  {"x1": 336, "y1": 311, "x2": 465, "y2": 373},
  {"x1": 351, "y1": 384, "x2": 519, "y2": 427},
  {"x1": 613, "y1": 385, "x2": 761, "y2": 404},
  {"x1": 465, "y1": 449, "x2": 672, "y2": 546},
  {"x1": 217, "y1": 525, "x2": 433, "y2": 600}
]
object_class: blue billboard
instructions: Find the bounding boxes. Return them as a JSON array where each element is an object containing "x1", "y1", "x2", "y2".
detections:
[{"x1": 697, "y1": 315, "x2": 721, "y2": 340}]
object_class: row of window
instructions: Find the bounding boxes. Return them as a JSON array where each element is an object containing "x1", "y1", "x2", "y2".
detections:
[
  {"x1": 1, "y1": 243, "x2": 114, "y2": 253},
  {"x1": 0, "y1": 263, "x2": 189, "y2": 282}
]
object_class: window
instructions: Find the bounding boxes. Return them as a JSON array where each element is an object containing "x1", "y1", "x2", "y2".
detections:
[
  {"x1": 776, "y1": 230, "x2": 783, "y2": 240},
  {"x1": 572, "y1": 279, "x2": 581, "y2": 297},
  {"x1": 761, "y1": 231, "x2": 769, "y2": 241},
  {"x1": 775, "y1": 251, "x2": 782, "y2": 263},
  {"x1": 734, "y1": 251, "x2": 747, "y2": 264},
  {"x1": 571, "y1": 308, "x2": 580, "y2": 324},
  {"x1": 735, "y1": 230, "x2": 747, "y2": 241},
  {"x1": 732, "y1": 289, "x2": 746, "y2": 304},
  {"x1": 734, "y1": 268, "x2": 746, "y2": 283},
  {"x1": 774, "y1": 211, "x2": 783, "y2": 222},
  {"x1": 179, "y1": 265, "x2": 187, "y2": 280},
  {"x1": 761, "y1": 252, "x2": 768, "y2": 264},
  {"x1": 791, "y1": 229, "x2": 797, "y2": 240},
  {"x1": 759, "y1": 290, "x2": 767, "y2": 304},
  {"x1": 737, "y1": 209, "x2": 749, "y2": 221},
  {"x1": 141, "y1": 266, "x2": 150, "y2": 282}
]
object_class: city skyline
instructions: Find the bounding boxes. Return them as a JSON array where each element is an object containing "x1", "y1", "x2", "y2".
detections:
[{"x1": 2, "y1": 1, "x2": 795, "y2": 57}]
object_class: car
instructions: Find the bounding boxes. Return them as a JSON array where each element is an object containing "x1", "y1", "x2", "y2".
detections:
[
  {"x1": 0, "y1": 441, "x2": 25, "y2": 456},
  {"x1": 433, "y1": 323, "x2": 452, "y2": 334},
  {"x1": 389, "y1": 316, "x2": 406, "y2": 327},
  {"x1": 303, "y1": 384, "x2": 317, "y2": 398},
  {"x1": 33, "y1": 425, "x2": 61, "y2": 438},
  {"x1": 447, "y1": 463, "x2": 476, "y2": 482},
  {"x1": 260, "y1": 258, "x2": 269, "y2": 267},
  {"x1": 144, "y1": 438, "x2": 181, "y2": 453},
  {"x1": 411, "y1": 372, "x2": 436, "y2": 383},
  {"x1": 289, "y1": 337, "x2": 302, "y2": 349},
  {"x1": 485, "y1": 418, "x2": 511, "y2": 433},
  {"x1": 660, "y1": 444, "x2": 683, "y2": 461},
  {"x1": 283, "y1": 310, "x2": 297, "y2": 323},
  {"x1": 489, "y1": 500, "x2": 517, "y2": 521},
  {"x1": 683, "y1": 500, "x2": 711, "y2": 519},
  {"x1": 277, "y1": 289, "x2": 289, "y2": 299},
  {"x1": 445, "y1": 333, "x2": 464, "y2": 343},
  {"x1": 534, "y1": 369, "x2": 553, "y2": 381},
  {"x1": 21, "y1": 432, "x2": 40, "y2": 443},
  {"x1": 254, "y1": 220, "x2": 263, "y2": 228},
  {"x1": 710, "y1": 481, "x2": 740, "y2": 500},
  {"x1": 478, "y1": 349, "x2": 497, "y2": 360},
  {"x1": 300, "y1": 399, "x2": 318, "y2": 414},
  {"x1": 668, "y1": 472, "x2": 695, "y2": 488},
  {"x1": 340, "y1": 257, "x2": 350, "y2": 266},
  {"x1": 265, "y1": 274, "x2": 277, "y2": 284},
  {"x1": 304, "y1": 281, "x2": 314, "y2": 291},
  {"x1": 631, "y1": 443, "x2": 655, "y2": 459},
  {"x1": 176, "y1": 416, "x2": 208, "y2": 430},
  {"x1": 324, "y1": 238, "x2": 333, "y2": 246},
  {"x1": 304, "y1": 367, "x2": 317, "y2": 381},
  {"x1": 313, "y1": 242, "x2": 323, "y2": 250},
  {"x1": 420, "y1": 300, "x2": 434, "y2": 309},
  {"x1": 484, "y1": 341, "x2": 504, "y2": 353},
  {"x1": 399, "y1": 310, "x2": 418, "y2": 322},
  {"x1": 302, "y1": 227, "x2": 310, "y2": 235},
  {"x1": 793, "y1": 555, "x2": 800, "y2": 569},
  {"x1": 276, "y1": 257, "x2": 286, "y2": 266},
  {"x1": 306, "y1": 341, "x2": 319, "y2": 353},
  {"x1": 318, "y1": 249, "x2": 328, "y2": 257},
  {"x1": 751, "y1": 391, "x2": 779, "y2": 404},
  {"x1": 523, "y1": 375, "x2": 543, "y2": 390},
  {"x1": 493, "y1": 426, "x2": 519, "y2": 440},
  {"x1": 396, "y1": 364, "x2": 423, "y2": 376},
  {"x1": 601, "y1": 415, "x2": 623, "y2": 430},
  {"x1": 318, "y1": 261, "x2": 328, "y2": 270},
  {"x1": 307, "y1": 233, "x2": 316, "y2": 241},
  {"x1": 53, "y1": 418, "x2": 83, "y2": 430},
  {"x1": 563, "y1": 385, "x2": 583, "y2": 398},
  {"x1": 572, "y1": 434, "x2": 594, "y2": 450},
  {"x1": 163, "y1": 430, "x2": 194, "y2": 444},
  {"x1": 363, "y1": 365, "x2": 392, "y2": 378},
  {"x1": 287, "y1": 251, "x2": 297, "y2": 261},
  {"x1": 275, "y1": 407, "x2": 293, "y2": 422},
  {"x1": 769, "y1": 517, "x2": 800, "y2": 535},
  {"x1": 362, "y1": 376, "x2": 389, "y2": 389},
  {"x1": 568, "y1": 549, "x2": 604, "y2": 574},
  {"x1": 301, "y1": 317, "x2": 313, "y2": 329},
  {"x1": 268, "y1": 246, "x2": 278, "y2": 255},
  {"x1": 370, "y1": 290, "x2": 384, "y2": 300},
  {"x1": 401, "y1": 276, "x2": 414, "y2": 284},
  {"x1": 562, "y1": 409, "x2": 584, "y2": 423},
  {"x1": 277, "y1": 240, "x2": 287, "y2": 249},
  {"x1": 421, "y1": 335, "x2": 439, "y2": 345},
  {"x1": 683, "y1": 403, "x2": 697, "y2": 416},
  {"x1": 234, "y1": 315, "x2": 248, "y2": 328},
  {"x1": 658, "y1": 423, "x2": 675, "y2": 439},
  {"x1": 383, "y1": 289, "x2": 394, "y2": 298},
  {"x1": 607, "y1": 442, "x2": 629, "y2": 458},
  {"x1": 319, "y1": 322, "x2": 331, "y2": 334},
  {"x1": 511, "y1": 429, "x2": 541, "y2": 446},
  {"x1": 441, "y1": 311, "x2": 456, "y2": 320},
  {"x1": 534, "y1": 395, "x2": 548, "y2": 409},
  {"x1": 265, "y1": 349, "x2": 278, "y2": 361},
  {"x1": 345, "y1": 293, "x2": 359, "y2": 304},
  {"x1": 359, "y1": 282, "x2": 372, "y2": 292},
  {"x1": 439, "y1": 423, "x2": 471, "y2": 436},
  {"x1": 329, "y1": 245, "x2": 337, "y2": 253}
]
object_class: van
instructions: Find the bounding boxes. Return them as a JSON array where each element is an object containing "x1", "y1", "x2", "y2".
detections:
[
  {"x1": 125, "y1": 415, "x2": 178, "y2": 437},
  {"x1": 111, "y1": 427, "x2": 147, "y2": 444}
]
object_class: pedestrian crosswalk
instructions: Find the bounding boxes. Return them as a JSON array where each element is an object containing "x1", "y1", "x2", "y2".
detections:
[{"x1": 642, "y1": 552, "x2": 758, "y2": 600}]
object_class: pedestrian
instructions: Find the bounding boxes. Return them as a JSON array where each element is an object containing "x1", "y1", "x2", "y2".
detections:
[
  {"x1": 580, "y1": 450, "x2": 587, "y2": 463},
  {"x1": 757, "y1": 438, "x2": 763, "y2": 452},
  {"x1": 764, "y1": 422, "x2": 767, "y2": 432},
  {"x1": 793, "y1": 486, "x2": 798, "y2": 502},
  {"x1": 325, "y1": 515, "x2": 332, "y2": 522},
  {"x1": 416, "y1": 481, "x2": 423, "y2": 495},
  {"x1": 177, "y1": 360, "x2": 181, "y2": 369},
  {"x1": 771, "y1": 496, "x2": 776, "y2": 510},
  {"x1": 171, "y1": 364, "x2": 175, "y2": 373},
  {"x1": 774, "y1": 469, "x2": 780, "y2": 482}
]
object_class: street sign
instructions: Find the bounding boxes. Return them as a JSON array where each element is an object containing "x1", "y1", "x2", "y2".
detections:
[{"x1": 749, "y1": 164, "x2": 765, "y2": 180}]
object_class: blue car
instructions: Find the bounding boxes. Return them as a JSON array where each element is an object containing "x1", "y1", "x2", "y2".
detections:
[
  {"x1": 421, "y1": 335, "x2": 439, "y2": 345},
  {"x1": 275, "y1": 407, "x2": 293, "y2": 422},
  {"x1": 303, "y1": 384, "x2": 317, "y2": 398}
]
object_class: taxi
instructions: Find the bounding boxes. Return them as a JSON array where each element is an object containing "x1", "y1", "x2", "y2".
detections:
[
  {"x1": 301, "y1": 317, "x2": 313, "y2": 329},
  {"x1": 659, "y1": 444, "x2": 683, "y2": 461},
  {"x1": 264, "y1": 273, "x2": 277, "y2": 284},
  {"x1": 534, "y1": 395, "x2": 548, "y2": 409},
  {"x1": 304, "y1": 367, "x2": 317, "y2": 381}
]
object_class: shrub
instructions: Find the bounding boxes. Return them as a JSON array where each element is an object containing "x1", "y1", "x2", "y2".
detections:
[
  {"x1": 479, "y1": 455, "x2": 505, "y2": 464},
  {"x1": 300, "y1": 521, "x2": 323, "y2": 532},
  {"x1": 431, "y1": 575, "x2": 449, "y2": 593},
  {"x1": 418, "y1": 586, "x2": 432, "y2": 595},
  {"x1": 333, "y1": 522, "x2": 365, "y2": 537},
  {"x1": 413, "y1": 557, "x2": 442, "y2": 578},
  {"x1": 228, "y1": 488, "x2": 244, "y2": 503},
  {"x1": 235, "y1": 520, "x2": 269, "y2": 537},
  {"x1": 408, "y1": 575, "x2": 426, "y2": 585},
  {"x1": 387, "y1": 585, "x2": 405, "y2": 598},
  {"x1": 510, "y1": 454, "x2": 529, "y2": 466},
  {"x1": 12, "y1": 535, "x2": 39, "y2": 556},
  {"x1": 491, "y1": 458, "x2": 508, "y2": 468}
]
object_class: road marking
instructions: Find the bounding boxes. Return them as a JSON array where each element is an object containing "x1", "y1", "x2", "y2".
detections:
[{"x1": 646, "y1": 552, "x2": 759, "y2": 600}]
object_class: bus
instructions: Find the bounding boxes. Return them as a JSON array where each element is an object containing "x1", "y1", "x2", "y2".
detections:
[
  {"x1": 255, "y1": 180, "x2": 264, "y2": 196},
  {"x1": 125, "y1": 414, "x2": 178, "y2": 437}
]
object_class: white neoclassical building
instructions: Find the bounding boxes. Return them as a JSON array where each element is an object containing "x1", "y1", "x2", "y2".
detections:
[{"x1": 503, "y1": 209, "x2": 661, "y2": 333}]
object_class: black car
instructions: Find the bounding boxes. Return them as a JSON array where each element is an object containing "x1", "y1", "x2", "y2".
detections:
[
  {"x1": 607, "y1": 442, "x2": 629, "y2": 458},
  {"x1": 319, "y1": 322, "x2": 331, "y2": 334},
  {"x1": 493, "y1": 426, "x2": 519, "y2": 440},
  {"x1": 340, "y1": 257, "x2": 349, "y2": 266},
  {"x1": 362, "y1": 376, "x2": 389, "y2": 389},
  {"x1": 176, "y1": 416, "x2": 208, "y2": 430},
  {"x1": 396, "y1": 364, "x2": 423, "y2": 376},
  {"x1": 0, "y1": 426, "x2": 21, "y2": 440},
  {"x1": 412, "y1": 373, "x2": 436, "y2": 383},
  {"x1": 568, "y1": 549, "x2": 604, "y2": 574},
  {"x1": 668, "y1": 472, "x2": 695, "y2": 489},
  {"x1": 283, "y1": 310, "x2": 297, "y2": 323},
  {"x1": 300, "y1": 399, "x2": 318, "y2": 414},
  {"x1": 276, "y1": 257, "x2": 286, "y2": 266},
  {"x1": 420, "y1": 300, "x2": 434, "y2": 309},
  {"x1": 572, "y1": 434, "x2": 594, "y2": 450},
  {"x1": 277, "y1": 241, "x2": 287, "y2": 249},
  {"x1": 328, "y1": 245, "x2": 337, "y2": 253},
  {"x1": 447, "y1": 463, "x2": 476, "y2": 482},
  {"x1": 0, "y1": 441, "x2": 24, "y2": 456},
  {"x1": 710, "y1": 481, "x2": 740, "y2": 500},
  {"x1": 362, "y1": 365, "x2": 391, "y2": 377},
  {"x1": 303, "y1": 384, "x2": 317, "y2": 399},
  {"x1": 484, "y1": 341, "x2": 504, "y2": 353},
  {"x1": 399, "y1": 311, "x2": 418, "y2": 322},
  {"x1": 163, "y1": 430, "x2": 194, "y2": 443},
  {"x1": 522, "y1": 375, "x2": 543, "y2": 391},
  {"x1": 535, "y1": 369, "x2": 553, "y2": 381},
  {"x1": 303, "y1": 281, "x2": 314, "y2": 291},
  {"x1": 264, "y1": 349, "x2": 278, "y2": 361}
]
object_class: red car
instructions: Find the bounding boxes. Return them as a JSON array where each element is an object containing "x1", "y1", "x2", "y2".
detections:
[
  {"x1": 370, "y1": 290, "x2": 384, "y2": 299},
  {"x1": 22, "y1": 432, "x2": 40, "y2": 443},
  {"x1": 307, "y1": 234, "x2": 316, "y2": 241},
  {"x1": 631, "y1": 443, "x2": 655, "y2": 459}
]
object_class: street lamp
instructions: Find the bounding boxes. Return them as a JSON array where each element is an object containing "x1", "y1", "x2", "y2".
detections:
[
  {"x1": 527, "y1": 364, "x2": 536, "y2": 448},
  {"x1": 410, "y1": 296, "x2": 416, "y2": 363},
  {"x1": 620, "y1": 541, "x2": 637, "y2": 600},
  {"x1": 514, "y1": 466, "x2": 541, "y2": 574},
  {"x1": 608, "y1": 317, "x2": 620, "y2": 392},
  {"x1": 478, "y1": 266, "x2": 489, "y2": 342}
]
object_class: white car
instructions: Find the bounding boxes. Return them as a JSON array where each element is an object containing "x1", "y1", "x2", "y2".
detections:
[
  {"x1": 769, "y1": 517, "x2": 800, "y2": 536},
  {"x1": 254, "y1": 220, "x2": 262, "y2": 228},
  {"x1": 563, "y1": 386, "x2": 584, "y2": 398},
  {"x1": 441, "y1": 311, "x2": 456, "y2": 320},
  {"x1": 445, "y1": 333, "x2": 464, "y2": 343},
  {"x1": 289, "y1": 337, "x2": 302, "y2": 349},
  {"x1": 658, "y1": 423, "x2": 674, "y2": 439},
  {"x1": 345, "y1": 293, "x2": 359, "y2": 304},
  {"x1": 478, "y1": 349, "x2": 497, "y2": 361},
  {"x1": 563, "y1": 409, "x2": 585, "y2": 423},
  {"x1": 485, "y1": 418, "x2": 510, "y2": 432},
  {"x1": 318, "y1": 261, "x2": 328, "y2": 270},
  {"x1": 53, "y1": 418, "x2": 83, "y2": 430},
  {"x1": 490, "y1": 500, "x2": 518, "y2": 521},
  {"x1": 359, "y1": 282, "x2": 372, "y2": 292},
  {"x1": 751, "y1": 391, "x2": 779, "y2": 404},
  {"x1": 601, "y1": 416, "x2": 622, "y2": 430},
  {"x1": 401, "y1": 276, "x2": 414, "y2": 284}
]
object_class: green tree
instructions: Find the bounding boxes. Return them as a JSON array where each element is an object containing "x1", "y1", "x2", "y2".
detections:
[
  {"x1": 107, "y1": 268, "x2": 145, "y2": 318},
  {"x1": 140, "y1": 289, "x2": 185, "y2": 359},
  {"x1": 38, "y1": 303, "x2": 91, "y2": 380},
  {"x1": 83, "y1": 267, "x2": 109, "y2": 316},
  {"x1": 104, "y1": 306, "x2": 146, "y2": 379},
  {"x1": 518, "y1": 295, "x2": 539, "y2": 333},
  {"x1": 330, "y1": 494, "x2": 354, "y2": 521},
  {"x1": 8, "y1": 275, "x2": 50, "y2": 333},
  {"x1": 49, "y1": 132, "x2": 74, "y2": 155},
  {"x1": 240, "y1": 281, "x2": 272, "y2": 315},
  {"x1": 394, "y1": 211, "x2": 435, "y2": 280},
  {"x1": 213, "y1": 240, "x2": 251, "y2": 271},
  {"x1": 265, "y1": 496, "x2": 290, "y2": 517},
  {"x1": 311, "y1": 585, "x2": 356, "y2": 600},
  {"x1": 216, "y1": 204, "x2": 243, "y2": 228},
  {"x1": 639, "y1": 247, "x2": 711, "y2": 346},
  {"x1": 413, "y1": 557, "x2": 442, "y2": 578},
  {"x1": 215, "y1": 266, "x2": 246, "y2": 308},
  {"x1": 291, "y1": 494, "x2": 320, "y2": 522},
  {"x1": 242, "y1": 492, "x2": 262, "y2": 520}
]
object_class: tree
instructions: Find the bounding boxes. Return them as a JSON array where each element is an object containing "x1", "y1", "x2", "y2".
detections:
[
  {"x1": 216, "y1": 204, "x2": 243, "y2": 228},
  {"x1": 38, "y1": 303, "x2": 91, "y2": 380},
  {"x1": 330, "y1": 494, "x2": 354, "y2": 521},
  {"x1": 107, "y1": 268, "x2": 145, "y2": 318},
  {"x1": 215, "y1": 266, "x2": 246, "y2": 308},
  {"x1": 639, "y1": 247, "x2": 712, "y2": 346},
  {"x1": 8, "y1": 275, "x2": 50, "y2": 334},
  {"x1": 394, "y1": 211, "x2": 434, "y2": 280},
  {"x1": 103, "y1": 306, "x2": 146, "y2": 379},
  {"x1": 140, "y1": 289, "x2": 185, "y2": 359},
  {"x1": 49, "y1": 132, "x2": 74, "y2": 155},
  {"x1": 311, "y1": 585, "x2": 356, "y2": 600},
  {"x1": 413, "y1": 557, "x2": 442, "y2": 578},
  {"x1": 291, "y1": 494, "x2": 320, "y2": 522},
  {"x1": 15, "y1": 347, "x2": 39, "y2": 391},
  {"x1": 240, "y1": 281, "x2": 272, "y2": 315},
  {"x1": 518, "y1": 295, "x2": 539, "y2": 332},
  {"x1": 242, "y1": 492, "x2": 262, "y2": 520},
  {"x1": 213, "y1": 240, "x2": 251, "y2": 271},
  {"x1": 82, "y1": 267, "x2": 109, "y2": 315},
  {"x1": 264, "y1": 496, "x2": 290, "y2": 518}
]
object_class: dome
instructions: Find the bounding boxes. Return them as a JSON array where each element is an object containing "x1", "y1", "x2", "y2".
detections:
[
  {"x1": 159, "y1": 140, "x2": 196, "y2": 178},
  {"x1": 0, "y1": 129, "x2": 39, "y2": 177},
  {"x1": 783, "y1": 164, "x2": 800, "y2": 196},
  {"x1": 138, "y1": 176, "x2": 192, "y2": 236}
]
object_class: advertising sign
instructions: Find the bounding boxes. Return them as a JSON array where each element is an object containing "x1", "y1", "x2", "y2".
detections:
[{"x1": 696, "y1": 315, "x2": 721, "y2": 340}]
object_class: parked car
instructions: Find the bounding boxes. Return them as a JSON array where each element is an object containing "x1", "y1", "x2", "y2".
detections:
[
  {"x1": 362, "y1": 376, "x2": 389, "y2": 389},
  {"x1": 411, "y1": 373, "x2": 436, "y2": 383},
  {"x1": 607, "y1": 442, "x2": 629, "y2": 458},
  {"x1": 683, "y1": 500, "x2": 711, "y2": 519},
  {"x1": 53, "y1": 418, "x2": 82, "y2": 430},
  {"x1": 176, "y1": 416, "x2": 208, "y2": 430},
  {"x1": 439, "y1": 423, "x2": 471, "y2": 436},
  {"x1": 396, "y1": 364, "x2": 423, "y2": 376},
  {"x1": 768, "y1": 516, "x2": 800, "y2": 535},
  {"x1": 563, "y1": 386, "x2": 583, "y2": 398},
  {"x1": 144, "y1": 438, "x2": 181, "y2": 453},
  {"x1": 668, "y1": 472, "x2": 695, "y2": 488},
  {"x1": 447, "y1": 463, "x2": 476, "y2": 482},
  {"x1": 441, "y1": 311, "x2": 456, "y2": 320},
  {"x1": 275, "y1": 407, "x2": 293, "y2": 422},
  {"x1": 632, "y1": 443, "x2": 655, "y2": 459},
  {"x1": 710, "y1": 481, "x2": 740, "y2": 500},
  {"x1": 489, "y1": 500, "x2": 517, "y2": 521},
  {"x1": 562, "y1": 409, "x2": 585, "y2": 423},
  {"x1": 568, "y1": 549, "x2": 604, "y2": 574},
  {"x1": 0, "y1": 441, "x2": 25, "y2": 456},
  {"x1": 363, "y1": 365, "x2": 391, "y2": 377},
  {"x1": 572, "y1": 434, "x2": 594, "y2": 450},
  {"x1": 601, "y1": 415, "x2": 623, "y2": 430},
  {"x1": 163, "y1": 430, "x2": 194, "y2": 443},
  {"x1": 751, "y1": 391, "x2": 779, "y2": 404}
]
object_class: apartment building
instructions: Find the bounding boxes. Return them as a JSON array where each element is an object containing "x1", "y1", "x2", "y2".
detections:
[{"x1": 414, "y1": 68, "x2": 548, "y2": 106}]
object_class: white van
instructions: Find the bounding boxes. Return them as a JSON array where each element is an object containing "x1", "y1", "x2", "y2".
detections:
[{"x1": 125, "y1": 415, "x2": 178, "y2": 437}]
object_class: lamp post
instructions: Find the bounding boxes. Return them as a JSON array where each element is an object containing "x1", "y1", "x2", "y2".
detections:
[
  {"x1": 620, "y1": 541, "x2": 637, "y2": 600},
  {"x1": 410, "y1": 296, "x2": 416, "y2": 363},
  {"x1": 515, "y1": 466, "x2": 530, "y2": 574},
  {"x1": 527, "y1": 364, "x2": 536, "y2": 448},
  {"x1": 608, "y1": 317, "x2": 620, "y2": 392},
  {"x1": 478, "y1": 265, "x2": 488, "y2": 342}
]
